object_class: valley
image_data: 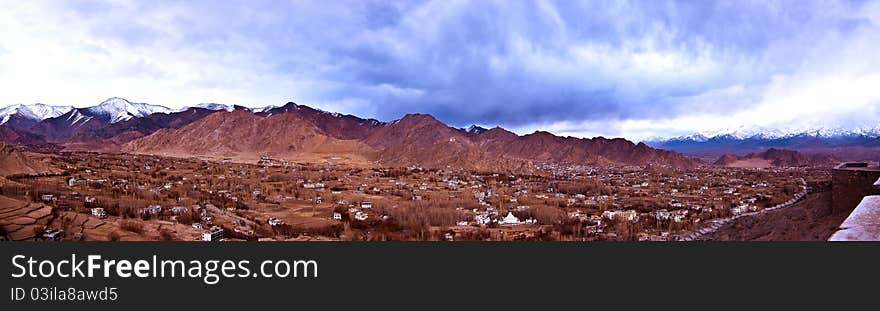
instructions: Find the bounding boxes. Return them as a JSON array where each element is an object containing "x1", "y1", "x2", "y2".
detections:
[
  {"x1": 0, "y1": 99, "x2": 853, "y2": 241},
  {"x1": 0, "y1": 150, "x2": 822, "y2": 241}
]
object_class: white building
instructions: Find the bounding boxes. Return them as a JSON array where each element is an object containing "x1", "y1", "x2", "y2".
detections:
[
  {"x1": 91, "y1": 207, "x2": 107, "y2": 218},
  {"x1": 354, "y1": 211, "x2": 369, "y2": 221},
  {"x1": 267, "y1": 217, "x2": 284, "y2": 226},
  {"x1": 202, "y1": 227, "x2": 224, "y2": 241},
  {"x1": 140, "y1": 205, "x2": 162, "y2": 215},
  {"x1": 602, "y1": 210, "x2": 638, "y2": 222}
]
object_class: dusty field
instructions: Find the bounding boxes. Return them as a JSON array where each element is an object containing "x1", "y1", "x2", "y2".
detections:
[
  {"x1": 726, "y1": 158, "x2": 773, "y2": 168},
  {"x1": 702, "y1": 191, "x2": 845, "y2": 241}
]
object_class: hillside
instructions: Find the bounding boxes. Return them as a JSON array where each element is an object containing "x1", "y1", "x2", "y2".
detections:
[
  {"x1": 0, "y1": 143, "x2": 48, "y2": 176},
  {"x1": 123, "y1": 105, "x2": 699, "y2": 169},
  {"x1": 121, "y1": 110, "x2": 376, "y2": 163},
  {"x1": 0, "y1": 98, "x2": 700, "y2": 170},
  {"x1": 713, "y1": 148, "x2": 840, "y2": 168}
]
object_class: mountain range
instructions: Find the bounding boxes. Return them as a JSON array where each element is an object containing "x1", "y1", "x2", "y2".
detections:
[
  {"x1": 647, "y1": 126, "x2": 880, "y2": 160},
  {"x1": 0, "y1": 98, "x2": 698, "y2": 170}
]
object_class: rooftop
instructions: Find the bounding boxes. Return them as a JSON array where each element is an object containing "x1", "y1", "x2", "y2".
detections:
[{"x1": 829, "y1": 195, "x2": 880, "y2": 241}]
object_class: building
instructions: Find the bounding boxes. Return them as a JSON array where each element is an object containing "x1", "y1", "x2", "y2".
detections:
[
  {"x1": 354, "y1": 211, "x2": 369, "y2": 221},
  {"x1": 500, "y1": 212, "x2": 521, "y2": 225},
  {"x1": 303, "y1": 182, "x2": 325, "y2": 189},
  {"x1": 602, "y1": 210, "x2": 638, "y2": 222},
  {"x1": 202, "y1": 226, "x2": 224, "y2": 241},
  {"x1": 41, "y1": 229, "x2": 65, "y2": 241},
  {"x1": 170, "y1": 206, "x2": 189, "y2": 215},
  {"x1": 91, "y1": 207, "x2": 107, "y2": 218},
  {"x1": 474, "y1": 214, "x2": 491, "y2": 225},
  {"x1": 140, "y1": 205, "x2": 162, "y2": 215},
  {"x1": 655, "y1": 209, "x2": 671, "y2": 221},
  {"x1": 268, "y1": 217, "x2": 284, "y2": 226}
]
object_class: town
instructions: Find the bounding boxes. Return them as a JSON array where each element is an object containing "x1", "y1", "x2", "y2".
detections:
[{"x1": 0, "y1": 151, "x2": 824, "y2": 241}]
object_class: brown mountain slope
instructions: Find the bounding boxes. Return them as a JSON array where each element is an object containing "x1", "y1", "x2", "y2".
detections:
[
  {"x1": 377, "y1": 139, "x2": 531, "y2": 171},
  {"x1": 123, "y1": 105, "x2": 698, "y2": 169},
  {"x1": 122, "y1": 110, "x2": 375, "y2": 163},
  {"x1": 475, "y1": 130, "x2": 697, "y2": 167},
  {"x1": 478, "y1": 131, "x2": 606, "y2": 165},
  {"x1": 65, "y1": 107, "x2": 220, "y2": 152},
  {"x1": 713, "y1": 154, "x2": 741, "y2": 166},
  {"x1": 263, "y1": 102, "x2": 384, "y2": 140},
  {"x1": 0, "y1": 143, "x2": 48, "y2": 176},
  {"x1": 713, "y1": 148, "x2": 840, "y2": 167},
  {"x1": 364, "y1": 114, "x2": 470, "y2": 148},
  {"x1": 0, "y1": 126, "x2": 47, "y2": 145}
]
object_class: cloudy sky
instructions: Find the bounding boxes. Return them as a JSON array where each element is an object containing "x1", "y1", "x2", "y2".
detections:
[{"x1": 1, "y1": 0, "x2": 879, "y2": 141}]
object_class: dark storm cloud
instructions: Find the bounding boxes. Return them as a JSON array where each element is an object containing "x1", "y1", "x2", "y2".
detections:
[
  {"x1": 23, "y1": 0, "x2": 880, "y2": 136},
  {"x1": 237, "y1": 0, "x2": 871, "y2": 127}
]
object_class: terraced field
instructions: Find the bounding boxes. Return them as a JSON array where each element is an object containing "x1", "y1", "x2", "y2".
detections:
[{"x1": 0, "y1": 195, "x2": 53, "y2": 240}]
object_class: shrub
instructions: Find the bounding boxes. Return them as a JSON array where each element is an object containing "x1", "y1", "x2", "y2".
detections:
[
  {"x1": 159, "y1": 230, "x2": 175, "y2": 241},
  {"x1": 108, "y1": 231, "x2": 121, "y2": 241}
]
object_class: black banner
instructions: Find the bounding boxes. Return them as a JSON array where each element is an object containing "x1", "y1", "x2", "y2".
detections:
[{"x1": 1, "y1": 242, "x2": 878, "y2": 309}]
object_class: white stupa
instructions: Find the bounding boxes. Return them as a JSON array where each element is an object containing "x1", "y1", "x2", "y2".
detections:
[{"x1": 501, "y1": 212, "x2": 521, "y2": 225}]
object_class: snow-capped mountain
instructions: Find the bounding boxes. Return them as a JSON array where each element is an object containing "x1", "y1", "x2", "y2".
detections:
[
  {"x1": 0, "y1": 98, "x2": 300, "y2": 145},
  {"x1": 0, "y1": 103, "x2": 74, "y2": 125},
  {"x1": 1, "y1": 98, "x2": 284, "y2": 127},
  {"x1": 463, "y1": 125, "x2": 488, "y2": 134},
  {"x1": 191, "y1": 103, "x2": 235, "y2": 112},
  {"x1": 83, "y1": 97, "x2": 174, "y2": 123},
  {"x1": 250, "y1": 105, "x2": 276, "y2": 113},
  {"x1": 185, "y1": 103, "x2": 277, "y2": 113},
  {"x1": 647, "y1": 125, "x2": 880, "y2": 157},
  {"x1": 661, "y1": 125, "x2": 880, "y2": 143}
]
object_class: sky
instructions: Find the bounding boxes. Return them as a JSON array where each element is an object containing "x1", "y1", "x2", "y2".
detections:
[{"x1": 1, "y1": 0, "x2": 880, "y2": 141}]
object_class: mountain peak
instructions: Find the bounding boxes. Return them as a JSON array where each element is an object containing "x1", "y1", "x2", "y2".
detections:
[
  {"x1": 464, "y1": 125, "x2": 488, "y2": 134},
  {"x1": 100, "y1": 97, "x2": 131, "y2": 105},
  {"x1": 529, "y1": 130, "x2": 556, "y2": 137},
  {"x1": 193, "y1": 103, "x2": 235, "y2": 112},
  {"x1": 264, "y1": 101, "x2": 307, "y2": 114},
  {"x1": 0, "y1": 103, "x2": 74, "y2": 125},
  {"x1": 401, "y1": 113, "x2": 434, "y2": 119},
  {"x1": 397, "y1": 113, "x2": 442, "y2": 125},
  {"x1": 85, "y1": 97, "x2": 173, "y2": 123}
]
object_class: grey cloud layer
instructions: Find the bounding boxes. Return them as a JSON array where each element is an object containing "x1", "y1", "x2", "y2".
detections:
[{"x1": 15, "y1": 0, "x2": 880, "y2": 136}]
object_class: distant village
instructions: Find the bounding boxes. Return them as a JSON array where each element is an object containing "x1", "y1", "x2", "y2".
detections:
[{"x1": 0, "y1": 151, "x2": 824, "y2": 241}]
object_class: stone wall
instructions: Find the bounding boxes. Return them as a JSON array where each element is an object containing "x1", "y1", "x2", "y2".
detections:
[{"x1": 831, "y1": 165, "x2": 880, "y2": 214}]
